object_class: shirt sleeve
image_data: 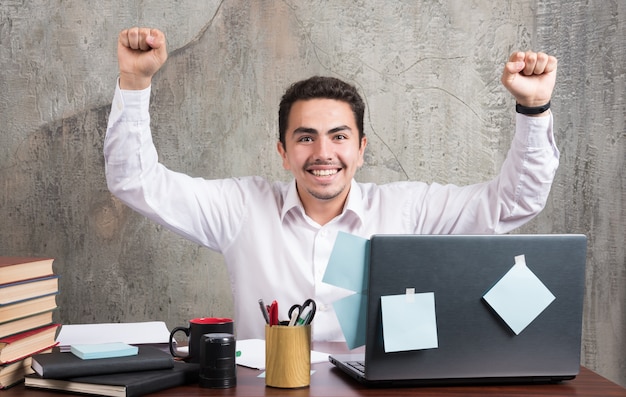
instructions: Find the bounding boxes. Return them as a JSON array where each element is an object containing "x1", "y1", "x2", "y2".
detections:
[
  {"x1": 411, "y1": 112, "x2": 559, "y2": 234},
  {"x1": 103, "y1": 81, "x2": 247, "y2": 251}
]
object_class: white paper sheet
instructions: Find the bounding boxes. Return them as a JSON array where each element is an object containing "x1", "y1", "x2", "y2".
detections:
[{"x1": 55, "y1": 321, "x2": 171, "y2": 350}]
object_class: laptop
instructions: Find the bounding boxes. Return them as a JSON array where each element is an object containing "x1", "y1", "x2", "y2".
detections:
[{"x1": 329, "y1": 234, "x2": 587, "y2": 386}]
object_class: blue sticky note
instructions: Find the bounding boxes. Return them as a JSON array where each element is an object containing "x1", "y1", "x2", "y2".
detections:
[
  {"x1": 70, "y1": 342, "x2": 139, "y2": 360},
  {"x1": 323, "y1": 232, "x2": 370, "y2": 349},
  {"x1": 482, "y1": 255, "x2": 555, "y2": 335},
  {"x1": 380, "y1": 291, "x2": 438, "y2": 353},
  {"x1": 333, "y1": 293, "x2": 367, "y2": 350},
  {"x1": 323, "y1": 232, "x2": 369, "y2": 294}
]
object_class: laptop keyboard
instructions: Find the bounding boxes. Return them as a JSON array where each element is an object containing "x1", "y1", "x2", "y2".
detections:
[{"x1": 347, "y1": 360, "x2": 366, "y2": 375}]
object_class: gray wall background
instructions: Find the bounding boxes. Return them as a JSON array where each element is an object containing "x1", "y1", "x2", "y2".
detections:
[{"x1": 1, "y1": 0, "x2": 624, "y2": 387}]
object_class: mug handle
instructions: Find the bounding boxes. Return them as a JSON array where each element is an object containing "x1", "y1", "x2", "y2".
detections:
[{"x1": 169, "y1": 326, "x2": 190, "y2": 359}]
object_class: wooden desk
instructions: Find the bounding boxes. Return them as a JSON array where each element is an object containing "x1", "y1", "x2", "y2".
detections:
[{"x1": 5, "y1": 343, "x2": 626, "y2": 396}]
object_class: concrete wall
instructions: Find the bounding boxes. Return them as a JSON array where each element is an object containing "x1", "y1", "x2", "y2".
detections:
[{"x1": 1, "y1": 0, "x2": 624, "y2": 387}]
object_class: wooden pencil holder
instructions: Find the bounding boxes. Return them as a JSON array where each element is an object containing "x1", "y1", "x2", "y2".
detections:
[{"x1": 265, "y1": 324, "x2": 311, "y2": 388}]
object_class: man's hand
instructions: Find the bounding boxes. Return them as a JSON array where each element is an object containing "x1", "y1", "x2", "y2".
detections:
[
  {"x1": 117, "y1": 27, "x2": 168, "y2": 90},
  {"x1": 501, "y1": 51, "x2": 558, "y2": 115}
]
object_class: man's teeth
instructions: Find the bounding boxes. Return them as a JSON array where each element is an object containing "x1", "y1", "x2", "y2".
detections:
[{"x1": 311, "y1": 169, "x2": 338, "y2": 177}]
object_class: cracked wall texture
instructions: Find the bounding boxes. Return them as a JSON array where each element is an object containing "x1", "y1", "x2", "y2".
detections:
[{"x1": 1, "y1": 0, "x2": 624, "y2": 387}]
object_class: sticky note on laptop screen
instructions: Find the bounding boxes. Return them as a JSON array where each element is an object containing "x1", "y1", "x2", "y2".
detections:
[
  {"x1": 482, "y1": 255, "x2": 555, "y2": 335},
  {"x1": 380, "y1": 289, "x2": 438, "y2": 353}
]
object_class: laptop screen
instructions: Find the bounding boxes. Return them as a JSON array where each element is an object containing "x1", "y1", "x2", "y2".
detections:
[{"x1": 359, "y1": 234, "x2": 586, "y2": 384}]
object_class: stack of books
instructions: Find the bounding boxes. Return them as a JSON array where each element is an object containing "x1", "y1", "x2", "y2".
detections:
[
  {"x1": 25, "y1": 346, "x2": 199, "y2": 397},
  {"x1": 0, "y1": 256, "x2": 60, "y2": 389}
]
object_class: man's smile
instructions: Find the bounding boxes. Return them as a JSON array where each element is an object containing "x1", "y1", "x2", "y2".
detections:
[{"x1": 309, "y1": 168, "x2": 340, "y2": 177}]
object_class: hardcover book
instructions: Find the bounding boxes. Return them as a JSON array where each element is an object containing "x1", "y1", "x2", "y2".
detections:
[
  {"x1": 0, "y1": 275, "x2": 59, "y2": 305},
  {"x1": 0, "y1": 311, "x2": 54, "y2": 339},
  {"x1": 31, "y1": 345, "x2": 173, "y2": 378},
  {"x1": 0, "y1": 358, "x2": 34, "y2": 389},
  {"x1": 0, "y1": 257, "x2": 54, "y2": 285},
  {"x1": 0, "y1": 323, "x2": 59, "y2": 364},
  {"x1": 0, "y1": 294, "x2": 57, "y2": 324},
  {"x1": 25, "y1": 361, "x2": 199, "y2": 397}
]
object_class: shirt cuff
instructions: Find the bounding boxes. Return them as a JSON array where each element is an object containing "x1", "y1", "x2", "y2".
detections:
[
  {"x1": 110, "y1": 78, "x2": 152, "y2": 123},
  {"x1": 515, "y1": 112, "x2": 556, "y2": 150}
]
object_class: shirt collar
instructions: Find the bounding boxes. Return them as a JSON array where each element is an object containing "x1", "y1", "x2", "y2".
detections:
[
  {"x1": 280, "y1": 179, "x2": 365, "y2": 225},
  {"x1": 281, "y1": 180, "x2": 302, "y2": 221},
  {"x1": 343, "y1": 179, "x2": 365, "y2": 223}
]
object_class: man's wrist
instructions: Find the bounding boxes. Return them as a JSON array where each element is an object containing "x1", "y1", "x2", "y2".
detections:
[
  {"x1": 516, "y1": 101, "x2": 551, "y2": 117},
  {"x1": 119, "y1": 72, "x2": 152, "y2": 90}
]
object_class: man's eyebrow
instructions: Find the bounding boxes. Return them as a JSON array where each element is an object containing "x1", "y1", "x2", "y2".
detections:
[
  {"x1": 293, "y1": 127, "x2": 319, "y2": 135},
  {"x1": 329, "y1": 125, "x2": 352, "y2": 134},
  {"x1": 292, "y1": 125, "x2": 352, "y2": 135}
]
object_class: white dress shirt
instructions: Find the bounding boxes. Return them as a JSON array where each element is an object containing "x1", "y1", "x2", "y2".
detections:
[{"x1": 104, "y1": 83, "x2": 559, "y2": 342}]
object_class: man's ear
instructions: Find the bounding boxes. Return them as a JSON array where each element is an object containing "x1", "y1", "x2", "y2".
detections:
[
  {"x1": 277, "y1": 141, "x2": 290, "y2": 170},
  {"x1": 357, "y1": 136, "x2": 368, "y2": 167}
]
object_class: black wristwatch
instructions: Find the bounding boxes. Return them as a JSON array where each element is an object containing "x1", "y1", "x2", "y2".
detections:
[{"x1": 516, "y1": 101, "x2": 551, "y2": 115}]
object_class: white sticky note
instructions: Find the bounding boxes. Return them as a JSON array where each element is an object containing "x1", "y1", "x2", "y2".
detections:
[
  {"x1": 380, "y1": 291, "x2": 438, "y2": 353},
  {"x1": 482, "y1": 255, "x2": 555, "y2": 335}
]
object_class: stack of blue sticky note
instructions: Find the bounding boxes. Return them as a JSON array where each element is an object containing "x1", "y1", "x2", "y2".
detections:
[{"x1": 70, "y1": 342, "x2": 139, "y2": 360}]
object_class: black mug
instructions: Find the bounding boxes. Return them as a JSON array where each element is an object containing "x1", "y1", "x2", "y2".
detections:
[
  {"x1": 169, "y1": 317, "x2": 233, "y2": 363},
  {"x1": 199, "y1": 333, "x2": 237, "y2": 388}
]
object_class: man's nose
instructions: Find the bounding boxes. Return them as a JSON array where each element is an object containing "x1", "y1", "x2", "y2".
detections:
[{"x1": 313, "y1": 137, "x2": 332, "y2": 160}]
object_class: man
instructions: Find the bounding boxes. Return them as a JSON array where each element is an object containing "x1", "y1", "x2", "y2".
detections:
[{"x1": 105, "y1": 27, "x2": 559, "y2": 341}]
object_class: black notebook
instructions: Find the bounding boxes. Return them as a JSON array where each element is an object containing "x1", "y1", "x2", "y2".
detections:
[
  {"x1": 25, "y1": 361, "x2": 199, "y2": 397},
  {"x1": 31, "y1": 346, "x2": 174, "y2": 378}
]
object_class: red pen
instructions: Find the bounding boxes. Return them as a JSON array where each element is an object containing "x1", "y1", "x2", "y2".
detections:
[{"x1": 269, "y1": 300, "x2": 279, "y2": 326}]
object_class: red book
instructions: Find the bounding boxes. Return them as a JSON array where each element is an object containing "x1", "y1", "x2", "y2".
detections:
[{"x1": 0, "y1": 324, "x2": 59, "y2": 364}]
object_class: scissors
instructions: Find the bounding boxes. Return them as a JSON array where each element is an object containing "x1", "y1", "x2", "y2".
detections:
[{"x1": 288, "y1": 299, "x2": 317, "y2": 326}]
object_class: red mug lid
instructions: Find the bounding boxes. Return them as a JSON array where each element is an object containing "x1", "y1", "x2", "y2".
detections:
[{"x1": 190, "y1": 317, "x2": 232, "y2": 324}]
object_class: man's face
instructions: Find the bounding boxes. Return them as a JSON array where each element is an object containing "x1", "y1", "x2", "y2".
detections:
[{"x1": 277, "y1": 98, "x2": 367, "y2": 212}]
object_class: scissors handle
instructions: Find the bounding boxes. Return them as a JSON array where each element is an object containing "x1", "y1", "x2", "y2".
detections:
[
  {"x1": 288, "y1": 304, "x2": 301, "y2": 320},
  {"x1": 291, "y1": 299, "x2": 316, "y2": 325}
]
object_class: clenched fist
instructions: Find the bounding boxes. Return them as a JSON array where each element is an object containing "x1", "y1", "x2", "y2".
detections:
[{"x1": 117, "y1": 27, "x2": 168, "y2": 90}]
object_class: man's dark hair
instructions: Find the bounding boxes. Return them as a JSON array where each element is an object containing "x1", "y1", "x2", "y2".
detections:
[{"x1": 278, "y1": 76, "x2": 365, "y2": 148}]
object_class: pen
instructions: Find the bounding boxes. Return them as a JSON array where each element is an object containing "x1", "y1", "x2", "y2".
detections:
[
  {"x1": 288, "y1": 309, "x2": 299, "y2": 326},
  {"x1": 296, "y1": 305, "x2": 312, "y2": 326},
  {"x1": 258, "y1": 299, "x2": 270, "y2": 324},
  {"x1": 269, "y1": 300, "x2": 279, "y2": 326}
]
